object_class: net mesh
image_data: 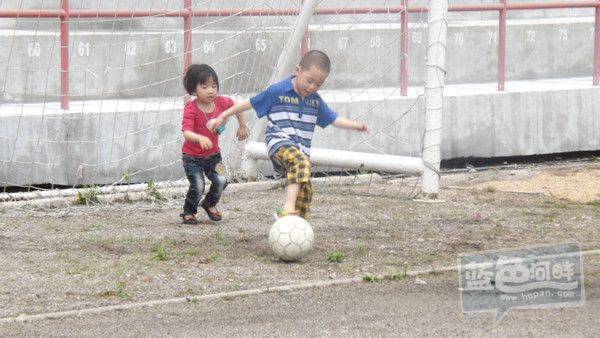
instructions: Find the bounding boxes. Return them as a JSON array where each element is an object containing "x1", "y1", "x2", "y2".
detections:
[{"x1": 0, "y1": 0, "x2": 431, "y2": 206}]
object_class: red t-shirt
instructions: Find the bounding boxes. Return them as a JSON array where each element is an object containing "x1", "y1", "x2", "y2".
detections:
[{"x1": 181, "y1": 96, "x2": 234, "y2": 156}]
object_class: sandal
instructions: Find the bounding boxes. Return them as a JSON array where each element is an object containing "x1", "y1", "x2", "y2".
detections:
[
  {"x1": 180, "y1": 213, "x2": 198, "y2": 225},
  {"x1": 200, "y1": 202, "x2": 222, "y2": 221}
]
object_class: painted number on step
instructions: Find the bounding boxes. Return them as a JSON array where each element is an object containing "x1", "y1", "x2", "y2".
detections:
[
  {"x1": 526, "y1": 30, "x2": 536, "y2": 43},
  {"x1": 412, "y1": 31, "x2": 422, "y2": 44},
  {"x1": 124, "y1": 41, "x2": 137, "y2": 56},
  {"x1": 255, "y1": 38, "x2": 267, "y2": 52},
  {"x1": 203, "y1": 40, "x2": 215, "y2": 54},
  {"x1": 78, "y1": 42, "x2": 90, "y2": 56},
  {"x1": 454, "y1": 32, "x2": 464, "y2": 46},
  {"x1": 369, "y1": 35, "x2": 381, "y2": 48},
  {"x1": 337, "y1": 36, "x2": 349, "y2": 50},
  {"x1": 164, "y1": 40, "x2": 176, "y2": 54},
  {"x1": 27, "y1": 42, "x2": 41, "y2": 57},
  {"x1": 558, "y1": 28, "x2": 568, "y2": 41},
  {"x1": 488, "y1": 31, "x2": 497, "y2": 45}
]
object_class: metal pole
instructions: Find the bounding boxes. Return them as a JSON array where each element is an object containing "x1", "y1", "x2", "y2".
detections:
[
  {"x1": 498, "y1": 0, "x2": 506, "y2": 91},
  {"x1": 300, "y1": 0, "x2": 309, "y2": 56},
  {"x1": 183, "y1": 0, "x2": 192, "y2": 102},
  {"x1": 400, "y1": 0, "x2": 409, "y2": 96},
  {"x1": 594, "y1": 1, "x2": 600, "y2": 85},
  {"x1": 60, "y1": 0, "x2": 69, "y2": 110}
]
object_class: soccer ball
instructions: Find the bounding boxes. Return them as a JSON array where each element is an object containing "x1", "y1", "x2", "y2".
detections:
[{"x1": 268, "y1": 216, "x2": 314, "y2": 262}]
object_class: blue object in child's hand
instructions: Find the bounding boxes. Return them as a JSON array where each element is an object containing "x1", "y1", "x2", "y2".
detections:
[{"x1": 207, "y1": 119, "x2": 225, "y2": 134}]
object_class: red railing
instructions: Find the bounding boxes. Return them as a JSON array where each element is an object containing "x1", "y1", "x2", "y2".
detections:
[{"x1": 0, "y1": 1, "x2": 599, "y2": 109}]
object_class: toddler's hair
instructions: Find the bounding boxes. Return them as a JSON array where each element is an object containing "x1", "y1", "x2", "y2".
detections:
[
  {"x1": 183, "y1": 64, "x2": 219, "y2": 95},
  {"x1": 299, "y1": 50, "x2": 331, "y2": 73}
]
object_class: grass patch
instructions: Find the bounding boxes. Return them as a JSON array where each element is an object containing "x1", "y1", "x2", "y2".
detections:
[
  {"x1": 325, "y1": 250, "x2": 345, "y2": 263},
  {"x1": 429, "y1": 268, "x2": 443, "y2": 276},
  {"x1": 358, "y1": 165, "x2": 369, "y2": 175},
  {"x1": 199, "y1": 252, "x2": 220, "y2": 264},
  {"x1": 483, "y1": 186, "x2": 497, "y2": 193},
  {"x1": 146, "y1": 179, "x2": 164, "y2": 200},
  {"x1": 545, "y1": 200, "x2": 575, "y2": 209},
  {"x1": 587, "y1": 200, "x2": 600, "y2": 213},
  {"x1": 101, "y1": 281, "x2": 129, "y2": 298},
  {"x1": 76, "y1": 185, "x2": 100, "y2": 205},
  {"x1": 362, "y1": 273, "x2": 381, "y2": 283},
  {"x1": 215, "y1": 227, "x2": 226, "y2": 242},
  {"x1": 153, "y1": 242, "x2": 168, "y2": 261},
  {"x1": 386, "y1": 271, "x2": 408, "y2": 281}
]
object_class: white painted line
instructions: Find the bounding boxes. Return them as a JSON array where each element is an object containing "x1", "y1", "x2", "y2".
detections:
[{"x1": 2, "y1": 249, "x2": 597, "y2": 324}]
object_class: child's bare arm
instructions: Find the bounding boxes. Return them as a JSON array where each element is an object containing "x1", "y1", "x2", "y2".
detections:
[
  {"x1": 331, "y1": 116, "x2": 369, "y2": 132},
  {"x1": 183, "y1": 130, "x2": 213, "y2": 149},
  {"x1": 234, "y1": 108, "x2": 250, "y2": 141},
  {"x1": 209, "y1": 100, "x2": 253, "y2": 132}
]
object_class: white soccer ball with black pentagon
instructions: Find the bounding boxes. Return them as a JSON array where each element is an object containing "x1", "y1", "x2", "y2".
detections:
[{"x1": 268, "y1": 216, "x2": 314, "y2": 262}]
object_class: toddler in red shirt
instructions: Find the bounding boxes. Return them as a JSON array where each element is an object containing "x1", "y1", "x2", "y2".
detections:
[{"x1": 180, "y1": 64, "x2": 248, "y2": 224}]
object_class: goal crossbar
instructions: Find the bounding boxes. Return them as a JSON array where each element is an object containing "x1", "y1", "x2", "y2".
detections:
[{"x1": 244, "y1": 142, "x2": 424, "y2": 175}]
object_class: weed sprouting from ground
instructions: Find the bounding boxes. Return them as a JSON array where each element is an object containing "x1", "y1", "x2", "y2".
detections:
[
  {"x1": 76, "y1": 185, "x2": 101, "y2": 205},
  {"x1": 386, "y1": 271, "x2": 408, "y2": 281},
  {"x1": 325, "y1": 250, "x2": 345, "y2": 263},
  {"x1": 362, "y1": 273, "x2": 381, "y2": 283},
  {"x1": 146, "y1": 179, "x2": 163, "y2": 200},
  {"x1": 154, "y1": 242, "x2": 168, "y2": 261},
  {"x1": 215, "y1": 227, "x2": 226, "y2": 242},
  {"x1": 101, "y1": 281, "x2": 129, "y2": 298}
]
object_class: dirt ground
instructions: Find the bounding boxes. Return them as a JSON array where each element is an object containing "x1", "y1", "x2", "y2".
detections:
[
  {"x1": 469, "y1": 161, "x2": 600, "y2": 203},
  {"x1": 0, "y1": 160, "x2": 599, "y2": 335}
]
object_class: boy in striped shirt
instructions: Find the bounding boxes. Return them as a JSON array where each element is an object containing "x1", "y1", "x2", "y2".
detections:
[{"x1": 210, "y1": 50, "x2": 369, "y2": 219}]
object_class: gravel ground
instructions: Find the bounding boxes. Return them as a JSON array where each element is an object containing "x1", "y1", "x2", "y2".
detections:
[{"x1": 1, "y1": 161, "x2": 599, "y2": 336}]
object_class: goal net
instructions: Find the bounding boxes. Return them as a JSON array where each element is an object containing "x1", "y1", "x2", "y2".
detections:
[{"x1": 0, "y1": 0, "x2": 445, "y2": 205}]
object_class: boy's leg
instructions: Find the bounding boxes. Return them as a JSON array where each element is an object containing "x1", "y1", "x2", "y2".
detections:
[
  {"x1": 272, "y1": 146, "x2": 311, "y2": 218},
  {"x1": 284, "y1": 183, "x2": 300, "y2": 212},
  {"x1": 295, "y1": 179, "x2": 312, "y2": 219},
  {"x1": 182, "y1": 154, "x2": 206, "y2": 218}
]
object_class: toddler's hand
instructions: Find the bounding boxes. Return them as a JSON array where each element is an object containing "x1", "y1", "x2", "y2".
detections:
[
  {"x1": 236, "y1": 125, "x2": 249, "y2": 141},
  {"x1": 207, "y1": 117, "x2": 224, "y2": 132},
  {"x1": 198, "y1": 135, "x2": 213, "y2": 149},
  {"x1": 357, "y1": 122, "x2": 370, "y2": 133}
]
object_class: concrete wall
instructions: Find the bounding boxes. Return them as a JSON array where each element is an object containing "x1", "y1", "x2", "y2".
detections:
[
  {"x1": 2, "y1": 81, "x2": 599, "y2": 186},
  {"x1": 0, "y1": 2, "x2": 598, "y2": 186},
  {"x1": 0, "y1": 99, "x2": 183, "y2": 186}
]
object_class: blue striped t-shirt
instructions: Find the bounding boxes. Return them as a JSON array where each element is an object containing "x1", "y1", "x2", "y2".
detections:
[{"x1": 249, "y1": 76, "x2": 338, "y2": 158}]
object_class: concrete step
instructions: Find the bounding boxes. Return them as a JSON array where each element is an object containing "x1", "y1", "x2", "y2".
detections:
[{"x1": 0, "y1": 16, "x2": 596, "y2": 102}]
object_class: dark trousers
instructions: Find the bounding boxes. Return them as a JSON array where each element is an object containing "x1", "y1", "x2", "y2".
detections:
[{"x1": 182, "y1": 152, "x2": 228, "y2": 215}]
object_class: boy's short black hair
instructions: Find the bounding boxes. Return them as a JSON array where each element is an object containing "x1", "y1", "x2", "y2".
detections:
[
  {"x1": 183, "y1": 64, "x2": 219, "y2": 95},
  {"x1": 299, "y1": 50, "x2": 331, "y2": 73}
]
